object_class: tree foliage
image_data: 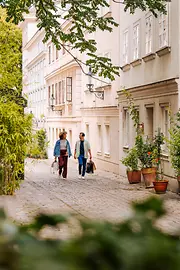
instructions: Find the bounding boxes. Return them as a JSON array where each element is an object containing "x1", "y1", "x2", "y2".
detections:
[
  {"x1": 26, "y1": 129, "x2": 48, "y2": 159},
  {"x1": 168, "y1": 111, "x2": 180, "y2": 176},
  {"x1": 0, "y1": 0, "x2": 168, "y2": 80},
  {"x1": 0, "y1": 98, "x2": 32, "y2": 195},
  {"x1": 0, "y1": 7, "x2": 24, "y2": 105}
]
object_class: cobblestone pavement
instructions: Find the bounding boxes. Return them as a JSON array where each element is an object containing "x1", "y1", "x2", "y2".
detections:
[{"x1": 0, "y1": 158, "x2": 180, "y2": 235}]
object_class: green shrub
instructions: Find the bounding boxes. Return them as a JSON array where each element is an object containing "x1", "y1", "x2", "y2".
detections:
[
  {"x1": 168, "y1": 111, "x2": 180, "y2": 176},
  {"x1": 0, "y1": 197, "x2": 180, "y2": 270},
  {"x1": 0, "y1": 99, "x2": 32, "y2": 195},
  {"x1": 26, "y1": 129, "x2": 48, "y2": 159},
  {"x1": 121, "y1": 147, "x2": 139, "y2": 171}
]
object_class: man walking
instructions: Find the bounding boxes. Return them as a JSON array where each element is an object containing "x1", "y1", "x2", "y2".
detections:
[{"x1": 74, "y1": 132, "x2": 92, "y2": 179}]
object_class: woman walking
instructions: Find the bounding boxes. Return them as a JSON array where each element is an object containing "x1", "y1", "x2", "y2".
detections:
[{"x1": 54, "y1": 131, "x2": 72, "y2": 179}]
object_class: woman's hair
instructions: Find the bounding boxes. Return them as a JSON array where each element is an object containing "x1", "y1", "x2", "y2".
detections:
[{"x1": 59, "y1": 131, "x2": 67, "y2": 140}]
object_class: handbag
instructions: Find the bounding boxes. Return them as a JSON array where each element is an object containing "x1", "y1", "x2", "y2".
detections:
[
  {"x1": 86, "y1": 160, "x2": 96, "y2": 174},
  {"x1": 51, "y1": 160, "x2": 59, "y2": 174}
]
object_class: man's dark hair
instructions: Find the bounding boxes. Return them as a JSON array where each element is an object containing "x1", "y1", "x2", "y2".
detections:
[{"x1": 80, "y1": 132, "x2": 85, "y2": 137}]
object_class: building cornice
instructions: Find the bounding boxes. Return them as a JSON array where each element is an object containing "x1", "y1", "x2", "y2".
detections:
[
  {"x1": 80, "y1": 106, "x2": 119, "y2": 117},
  {"x1": 26, "y1": 51, "x2": 47, "y2": 69},
  {"x1": 45, "y1": 60, "x2": 79, "y2": 80},
  {"x1": 117, "y1": 77, "x2": 179, "y2": 102},
  {"x1": 24, "y1": 28, "x2": 45, "y2": 50}
]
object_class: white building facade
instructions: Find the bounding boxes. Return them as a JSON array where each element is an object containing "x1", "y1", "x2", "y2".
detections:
[
  {"x1": 21, "y1": 1, "x2": 180, "y2": 189},
  {"x1": 118, "y1": 0, "x2": 180, "y2": 191},
  {"x1": 20, "y1": 15, "x2": 48, "y2": 130},
  {"x1": 21, "y1": 1, "x2": 121, "y2": 174}
]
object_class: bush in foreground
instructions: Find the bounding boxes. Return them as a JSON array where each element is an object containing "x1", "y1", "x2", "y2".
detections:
[{"x1": 0, "y1": 197, "x2": 180, "y2": 270}]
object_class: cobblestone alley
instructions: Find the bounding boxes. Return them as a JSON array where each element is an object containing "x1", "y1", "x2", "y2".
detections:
[{"x1": 0, "y1": 158, "x2": 180, "y2": 235}]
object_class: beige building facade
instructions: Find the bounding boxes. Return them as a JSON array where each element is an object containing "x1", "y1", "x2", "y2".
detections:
[
  {"x1": 118, "y1": 0, "x2": 180, "y2": 190},
  {"x1": 21, "y1": 1, "x2": 180, "y2": 188},
  {"x1": 21, "y1": 1, "x2": 120, "y2": 173}
]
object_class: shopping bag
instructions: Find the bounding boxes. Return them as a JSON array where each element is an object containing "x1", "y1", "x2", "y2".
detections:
[
  {"x1": 86, "y1": 160, "x2": 96, "y2": 174},
  {"x1": 51, "y1": 160, "x2": 59, "y2": 174}
]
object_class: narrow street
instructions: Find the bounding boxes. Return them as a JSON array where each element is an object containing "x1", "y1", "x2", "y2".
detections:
[{"x1": 0, "y1": 158, "x2": 180, "y2": 235}]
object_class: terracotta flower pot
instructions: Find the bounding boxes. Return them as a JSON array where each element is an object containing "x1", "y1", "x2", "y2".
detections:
[
  {"x1": 141, "y1": 167, "x2": 156, "y2": 188},
  {"x1": 153, "y1": 180, "x2": 169, "y2": 194},
  {"x1": 127, "y1": 170, "x2": 141, "y2": 184}
]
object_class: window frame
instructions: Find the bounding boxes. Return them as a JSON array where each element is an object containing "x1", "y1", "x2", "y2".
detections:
[
  {"x1": 145, "y1": 14, "x2": 153, "y2": 54},
  {"x1": 104, "y1": 124, "x2": 110, "y2": 155},
  {"x1": 123, "y1": 29, "x2": 129, "y2": 64},
  {"x1": 123, "y1": 109, "x2": 130, "y2": 148},
  {"x1": 48, "y1": 45, "x2": 51, "y2": 64},
  {"x1": 133, "y1": 22, "x2": 140, "y2": 60},
  {"x1": 66, "y1": 77, "x2": 72, "y2": 102},
  {"x1": 158, "y1": 11, "x2": 169, "y2": 49}
]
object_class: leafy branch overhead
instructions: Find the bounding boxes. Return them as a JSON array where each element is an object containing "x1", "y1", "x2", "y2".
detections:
[{"x1": 1, "y1": 0, "x2": 168, "y2": 80}]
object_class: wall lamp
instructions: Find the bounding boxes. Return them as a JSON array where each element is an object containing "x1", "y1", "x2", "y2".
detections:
[{"x1": 86, "y1": 67, "x2": 104, "y2": 100}]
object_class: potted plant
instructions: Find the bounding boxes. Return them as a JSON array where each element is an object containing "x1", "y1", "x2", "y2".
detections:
[
  {"x1": 121, "y1": 147, "x2": 141, "y2": 184},
  {"x1": 168, "y1": 111, "x2": 180, "y2": 193},
  {"x1": 152, "y1": 129, "x2": 169, "y2": 194},
  {"x1": 135, "y1": 135, "x2": 156, "y2": 187},
  {"x1": 135, "y1": 131, "x2": 164, "y2": 188}
]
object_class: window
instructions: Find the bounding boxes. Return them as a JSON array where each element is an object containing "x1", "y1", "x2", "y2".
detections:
[
  {"x1": 56, "y1": 46, "x2": 59, "y2": 60},
  {"x1": 48, "y1": 46, "x2": 51, "y2": 64},
  {"x1": 62, "y1": 80, "x2": 65, "y2": 103},
  {"x1": 159, "y1": 12, "x2": 168, "y2": 48},
  {"x1": 104, "y1": 52, "x2": 111, "y2": 84},
  {"x1": 52, "y1": 84, "x2": 55, "y2": 98},
  {"x1": 123, "y1": 30, "x2": 129, "y2": 64},
  {"x1": 48, "y1": 86, "x2": 51, "y2": 105},
  {"x1": 145, "y1": 15, "x2": 153, "y2": 54},
  {"x1": 97, "y1": 125, "x2": 102, "y2": 153},
  {"x1": 69, "y1": 130, "x2": 72, "y2": 146},
  {"x1": 161, "y1": 106, "x2": 170, "y2": 151},
  {"x1": 86, "y1": 124, "x2": 89, "y2": 141},
  {"x1": 133, "y1": 23, "x2": 140, "y2": 60},
  {"x1": 55, "y1": 83, "x2": 58, "y2": 105},
  {"x1": 58, "y1": 81, "x2": 62, "y2": 104},
  {"x1": 123, "y1": 110, "x2": 129, "y2": 147},
  {"x1": 104, "y1": 125, "x2": 110, "y2": 155},
  {"x1": 146, "y1": 107, "x2": 154, "y2": 139},
  {"x1": 52, "y1": 45, "x2": 55, "y2": 62},
  {"x1": 66, "y1": 77, "x2": 72, "y2": 102}
]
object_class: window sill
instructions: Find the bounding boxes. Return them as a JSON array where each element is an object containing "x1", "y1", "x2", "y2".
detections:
[
  {"x1": 55, "y1": 103, "x2": 65, "y2": 108},
  {"x1": 104, "y1": 153, "x2": 110, "y2": 158},
  {"x1": 66, "y1": 101, "x2": 72, "y2": 105},
  {"x1": 95, "y1": 84, "x2": 111, "y2": 90},
  {"x1": 156, "y1": 46, "x2": 171, "y2": 57},
  {"x1": 130, "y1": 59, "x2": 142, "y2": 67},
  {"x1": 161, "y1": 152, "x2": 169, "y2": 160},
  {"x1": 142, "y1": 53, "x2": 156, "y2": 63},
  {"x1": 121, "y1": 64, "x2": 131, "y2": 72},
  {"x1": 123, "y1": 146, "x2": 129, "y2": 152}
]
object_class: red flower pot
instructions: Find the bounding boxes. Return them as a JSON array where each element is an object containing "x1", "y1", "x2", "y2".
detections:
[
  {"x1": 141, "y1": 167, "x2": 156, "y2": 188},
  {"x1": 153, "y1": 180, "x2": 169, "y2": 194},
  {"x1": 127, "y1": 170, "x2": 141, "y2": 184}
]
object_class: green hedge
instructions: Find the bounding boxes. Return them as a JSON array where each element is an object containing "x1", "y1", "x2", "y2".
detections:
[
  {"x1": 0, "y1": 99, "x2": 32, "y2": 195},
  {"x1": 26, "y1": 129, "x2": 48, "y2": 159}
]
